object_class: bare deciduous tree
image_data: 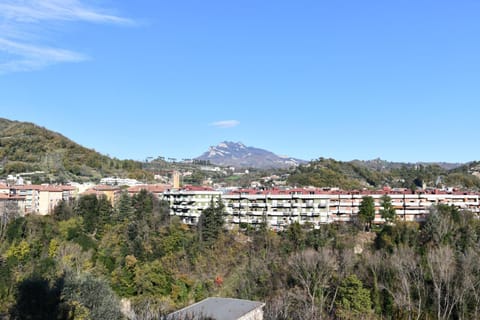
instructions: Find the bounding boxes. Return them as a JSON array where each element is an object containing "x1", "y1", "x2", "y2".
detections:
[
  {"x1": 128, "y1": 296, "x2": 171, "y2": 320},
  {"x1": 383, "y1": 245, "x2": 426, "y2": 320},
  {"x1": 456, "y1": 248, "x2": 480, "y2": 319},
  {"x1": 263, "y1": 293, "x2": 292, "y2": 320},
  {"x1": 288, "y1": 248, "x2": 336, "y2": 319},
  {"x1": 427, "y1": 245, "x2": 459, "y2": 320},
  {"x1": 0, "y1": 199, "x2": 20, "y2": 240}
]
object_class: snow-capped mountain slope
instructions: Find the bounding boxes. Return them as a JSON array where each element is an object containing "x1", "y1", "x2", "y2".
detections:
[{"x1": 195, "y1": 141, "x2": 306, "y2": 169}]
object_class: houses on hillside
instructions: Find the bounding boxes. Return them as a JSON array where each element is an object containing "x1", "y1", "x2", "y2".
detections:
[{"x1": 1, "y1": 180, "x2": 480, "y2": 229}]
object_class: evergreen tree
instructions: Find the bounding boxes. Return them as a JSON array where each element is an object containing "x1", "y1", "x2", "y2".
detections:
[
  {"x1": 116, "y1": 192, "x2": 133, "y2": 222},
  {"x1": 52, "y1": 200, "x2": 74, "y2": 221},
  {"x1": 132, "y1": 189, "x2": 153, "y2": 219},
  {"x1": 379, "y1": 195, "x2": 396, "y2": 223},
  {"x1": 198, "y1": 197, "x2": 224, "y2": 245},
  {"x1": 75, "y1": 194, "x2": 99, "y2": 234},
  {"x1": 286, "y1": 221, "x2": 306, "y2": 252},
  {"x1": 358, "y1": 196, "x2": 375, "y2": 231},
  {"x1": 96, "y1": 195, "x2": 113, "y2": 237},
  {"x1": 335, "y1": 274, "x2": 372, "y2": 319}
]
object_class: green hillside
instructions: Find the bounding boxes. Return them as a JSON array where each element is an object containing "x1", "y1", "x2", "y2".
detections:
[
  {"x1": 288, "y1": 157, "x2": 480, "y2": 190},
  {"x1": 0, "y1": 118, "x2": 150, "y2": 182}
]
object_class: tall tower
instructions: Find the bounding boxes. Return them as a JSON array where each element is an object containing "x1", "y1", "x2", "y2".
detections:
[{"x1": 172, "y1": 171, "x2": 180, "y2": 189}]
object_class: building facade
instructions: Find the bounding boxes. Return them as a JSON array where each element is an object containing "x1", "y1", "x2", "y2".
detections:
[
  {"x1": 163, "y1": 187, "x2": 480, "y2": 229},
  {"x1": 163, "y1": 186, "x2": 222, "y2": 225}
]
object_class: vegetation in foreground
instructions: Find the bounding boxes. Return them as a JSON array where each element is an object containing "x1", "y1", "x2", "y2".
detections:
[{"x1": 1, "y1": 191, "x2": 480, "y2": 319}]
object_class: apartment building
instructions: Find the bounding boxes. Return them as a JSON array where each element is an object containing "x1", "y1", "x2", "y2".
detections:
[
  {"x1": 0, "y1": 193, "x2": 26, "y2": 217},
  {"x1": 0, "y1": 184, "x2": 76, "y2": 215},
  {"x1": 224, "y1": 188, "x2": 480, "y2": 229},
  {"x1": 37, "y1": 185, "x2": 76, "y2": 215},
  {"x1": 163, "y1": 186, "x2": 222, "y2": 225},
  {"x1": 163, "y1": 187, "x2": 480, "y2": 230},
  {"x1": 127, "y1": 184, "x2": 171, "y2": 199},
  {"x1": 82, "y1": 185, "x2": 121, "y2": 207},
  {"x1": 14, "y1": 185, "x2": 41, "y2": 214},
  {"x1": 2, "y1": 182, "x2": 479, "y2": 230},
  {"x1": 223, "y1": 188, "x2": 331, "y2": 229},
  {"x1": 100, "y1": 176, "x2": 142, "y2": 186},
  {"x1": 326, "y1": 188, "x2": 480, "y2": 224}
]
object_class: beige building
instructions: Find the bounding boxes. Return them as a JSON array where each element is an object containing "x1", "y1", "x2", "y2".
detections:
[
  {"x1": 82, "y1": 185, "x2": 121, "y2": 207},
  {"x1": 37, "y1": 185, "x2": 76, "y2": 215},
  {"x1": 127, "y1": 184, "x2": 171, "y2": 199},
  {"x1": 0, "y1": 185, "x2": 75, "y2": 215}
]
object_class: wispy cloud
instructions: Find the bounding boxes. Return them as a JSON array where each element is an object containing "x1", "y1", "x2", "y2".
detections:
[
  {"x1": 0, "y1": 37, "x2": 87, "y2": 73},
  {"x1": 210, "y1": 120, "x2": 240, "y2": 128},
  {"x1": 0, "y1": 0, "x2": 133, "y2": 25},
  {"x1": 0, "y1": 0, "x2": 132, "y2": 74}
]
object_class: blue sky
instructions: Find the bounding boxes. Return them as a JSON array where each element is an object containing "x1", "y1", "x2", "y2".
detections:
[{"x1": 1, "y1": 0, "x2": 479, "y2": 163}]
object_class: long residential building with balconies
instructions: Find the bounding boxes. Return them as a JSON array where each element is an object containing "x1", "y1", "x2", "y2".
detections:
[
  {"x1": 163, "y1": 186, "x2": 480, "y2": 229},
  {"x1": 2, "y1": 182, "x2": 479, "y2": 230}
]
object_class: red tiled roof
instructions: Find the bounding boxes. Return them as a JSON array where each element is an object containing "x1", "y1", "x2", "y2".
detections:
[
  {"x1": 127, "y1": 184, "x2": 171, "y2": 193},
  {"x1": 0, "y1": 194, "x2": 25, "y2": 200},
  {"x1": 93, "y1": 185, "x2": 121, "y2": 191},
  {"x1": 182, "y1": 185, "x2": 215, "y2": 191},
  {"x1": 227, "y1": 187, "x2": 480, "y2": 196},
  {"x1": 13, "y1": 185, "x2": 42, "y2": 190},
  {"x1": 11, "y1": 185, "x2": 76, "y2": 192}
]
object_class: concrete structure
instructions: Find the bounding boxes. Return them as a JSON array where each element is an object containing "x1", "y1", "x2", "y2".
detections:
[
  {"x1": 15, "y1": 185, "x2": 40, "y2": 214},
  {"x1": 2, "y1": 185, "x2": 75, "y2": 215},
  {"x1": 224, "y1": 187, "x2": 480, "y2": 229},
  {"x1": 37, "y1": 185, "x2": 76, "y2": 215},
  {"x1": 164, "y1": 187, "x2": 480, "y2": 229},
  {"x1": 0, "y1": 193, "x2": 26, "y2": 217},
  {"x1": 223, "y1": 188, "x2": 331, "y2": 229},
  {"x1": 167, "y1": 297, "x2": 265, "y2": 320},
  {"x1": 82, "y1": 185, "x2": 121, "y2": 207},
  {"x1": 99, "y1": 176, "x2": 142, "y2": 186},
  {"x1": 172, "y1": 171, "x2": 181, "y2": 189},
  {"x1": 163, "y1": 186, "x2": 221, "y2": 225},
  {"x1": 127, "y1": 184, "x2": 171, "y2": 199},
  {"x1": 4, "y1": 182, "x2": 480, "y2": 230}
]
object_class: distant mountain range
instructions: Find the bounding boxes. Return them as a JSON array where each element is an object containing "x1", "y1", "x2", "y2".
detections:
[
  {"x1": 195, "y1": 141, "x2": 307, "y2": 169},
  {"x1": 1, "y1": 117, "x2": 479, "y2": 189}
]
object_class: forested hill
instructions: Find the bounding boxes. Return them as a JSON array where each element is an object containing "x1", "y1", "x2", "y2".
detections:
[
  {"x1": 288, "y1": 157, "x2": 480, "y2": 190},
  {"x1": 0, "y1": 118, "x2": 149, "y2": 182}
]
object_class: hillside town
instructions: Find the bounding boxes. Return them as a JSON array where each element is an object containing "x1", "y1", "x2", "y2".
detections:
[{"x1": 2, "y1": 173, "x2": 479, "y2": 230}]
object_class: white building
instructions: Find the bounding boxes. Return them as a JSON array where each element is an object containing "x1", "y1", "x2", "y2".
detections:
[
  {"x1": 163, "y1": 186, "x2": 222, "y2": 225},
  {"x1": 163, "y1": 187, "x2": 480, "y2": 230}
]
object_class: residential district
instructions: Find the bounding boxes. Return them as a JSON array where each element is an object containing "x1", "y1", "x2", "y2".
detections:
[{"x1": 1, "y1": 173, "x2": 480, "y2": 230}]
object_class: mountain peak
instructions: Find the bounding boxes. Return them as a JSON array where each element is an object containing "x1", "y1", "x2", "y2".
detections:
[
  {"x1": 216, "y1": 141, "x2": 246, "y2": 149},
  {"x1": 197, "y1": 142, "x2": 306, "y2": 169}
]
